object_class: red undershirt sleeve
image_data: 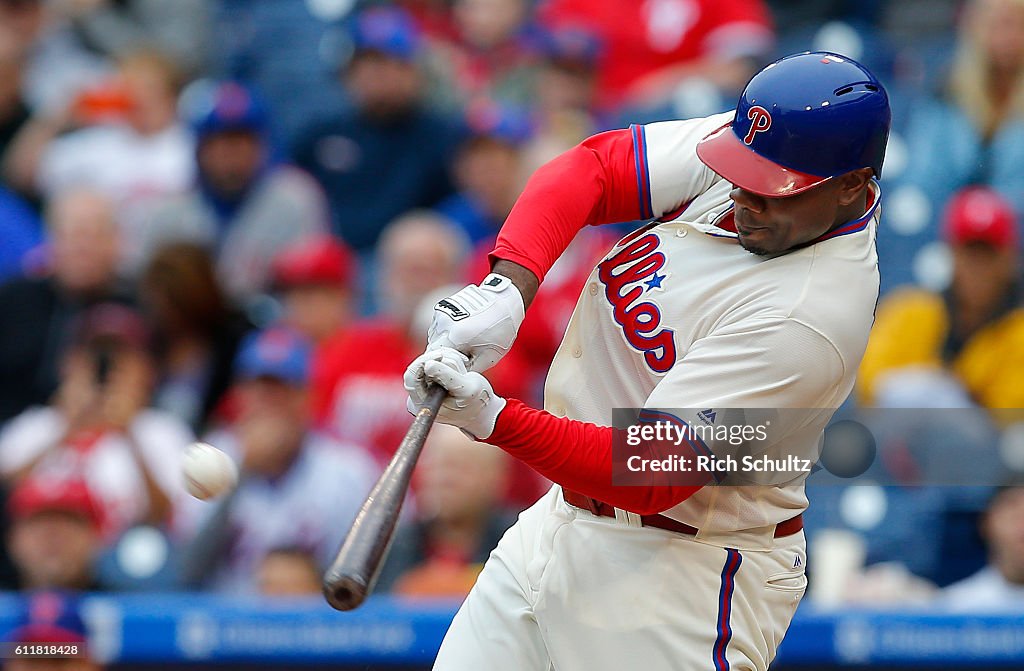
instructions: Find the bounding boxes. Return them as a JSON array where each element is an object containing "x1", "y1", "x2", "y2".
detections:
[
  {"x1": 488, "y1": 127, "x2": 650, "y2": 282},
  {"x1": 484, "y1": 399, "x2": 706, "y2": 515}
]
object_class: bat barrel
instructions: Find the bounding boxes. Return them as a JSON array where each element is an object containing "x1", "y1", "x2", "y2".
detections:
[
  {"x1": 325, "y1": 576, "x2": 368, "y2": 611},
  {"x1": 322, "y1": 384, "x2": 448, "y2": 611}
]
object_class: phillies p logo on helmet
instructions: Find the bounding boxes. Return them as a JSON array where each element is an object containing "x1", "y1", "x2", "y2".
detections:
[{"x1": 743, "y1": 106, "x2": 772, "y2": 145}]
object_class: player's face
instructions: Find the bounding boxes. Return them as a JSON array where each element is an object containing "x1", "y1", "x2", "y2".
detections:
[{"x1": 729, "y1": 169, "x2": 872, "y2": 255}]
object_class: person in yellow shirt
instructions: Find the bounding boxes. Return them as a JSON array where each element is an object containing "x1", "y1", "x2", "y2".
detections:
[{"x1": 859, "y1": 186, "x2": 1024, "y2": 409}]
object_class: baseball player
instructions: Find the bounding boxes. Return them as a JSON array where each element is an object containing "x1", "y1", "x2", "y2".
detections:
[{"x1": 405, "y1": 52, "x2": 890, "y2": 671}]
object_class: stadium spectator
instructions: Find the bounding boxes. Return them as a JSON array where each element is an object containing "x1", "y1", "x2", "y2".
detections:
[
  {"x1": 379, "y1": 425, "x2": 515, "y2": 597},
  {"x1": 0, "y1": 0, "x2": 117, "y2": 124},
  {"x1": 142, "y1": 82, "x2": 329, "y2": 298},
  {"x1": 0, "y1": 188, "x2": 128, "y2": 422},
  {"x1": 0, "y1": 303, "x2": 192, "y2": 536},
  {"x1": 315, "y1": 212, "x2": 468, "y2": 463},
  {"x1": 179, "y1": 327, "x2": 378, "y2": 593},
  {"x1": 21, "y1": 50, "x2": 192, "y2": 263},
  {"x1": 5, "y1": 591, "x2": 102, "y2": 671},
  {"x1": 425, "y1": 0, "x2": 541, "y2": 110},
  {"x1": 538, "y1": 0, "x2": 774, "y2": 111},
  {"x1": 858, "y1": 187, "x2": 1024, "y2": 409},
  {"x1": 7, "y1": 476, "x2": 104, "y2": 591},
  {"x1": 437, "y1": 102, "x2": 532, "y2": 244},
  {"x1": 257, "y1": 546, "x2": 322, "y2": 597},
  {"x1": 52, "y1": 0, "x2": 211, "y2": 76},
  {"x1": 900, "y1": 0, "x2": 1024, "y2": 218},
  {"x1": 519, "y1": 27, "x2": 603, "y2": 176},
  {"x1": 272, "y1": 235, "x2": 357, "y2": 346},
  {"x1": 208, "y1": 0, "x2": 349, "y2": 146},
  {"x1": 138, "y1": 242, "x2": 252, "y2": 433},
  {"x1": 942, "y1": 480, "x2": 1024, "y2": 611},
  {"x1": 292, "y1": 6, "x2": 462, "y2": 253},
  {"x1": 271, "y1": 236, "x2": 358, "y2": 421}
]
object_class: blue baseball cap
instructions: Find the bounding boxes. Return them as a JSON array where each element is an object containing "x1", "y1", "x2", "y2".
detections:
[
  {"x1": 9, "y1": 592, "x2": 89, "y2": 646},
  {"x1": 350, "y1": 7, "x2": 420, "y2": 62},
  {"x1": 190, "y1": 82, "x2": 269, "y2": 138},
  {"x1": 234, "y1": 328, "x2": 312, "y2": 386},
  {"x1": 465, "y1": 101, "x2": 533, "y2": 147},
  {"x1": 538, "y1": 27, "x2": 602, "y2": 69}
]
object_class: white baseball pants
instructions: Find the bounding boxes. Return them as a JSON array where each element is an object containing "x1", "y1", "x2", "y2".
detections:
[{"x1": 434, "y1": 486, "x2": 807, "y2": 671}]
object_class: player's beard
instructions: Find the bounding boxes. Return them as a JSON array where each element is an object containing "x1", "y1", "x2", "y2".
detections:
[{"x1": 737, "y1": 235, "x2": 772, "y2": 256}]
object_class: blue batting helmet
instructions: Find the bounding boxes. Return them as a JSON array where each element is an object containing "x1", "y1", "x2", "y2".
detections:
[{"x1": 696, "y1": 52, "x2": 890, "y2": 197}]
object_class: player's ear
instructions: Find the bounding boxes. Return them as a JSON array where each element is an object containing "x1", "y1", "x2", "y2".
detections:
[{"x1": 835, "y1": 168, "x2": 873, "y2": 206}]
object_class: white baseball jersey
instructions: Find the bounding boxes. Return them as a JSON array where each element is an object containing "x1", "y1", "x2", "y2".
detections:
[
  {"x1": 544, "y1": 111, "x2": 880, "y2": 550},
  {"x1": 433, "y1": 112, "x2": 882, "y2": 671}
]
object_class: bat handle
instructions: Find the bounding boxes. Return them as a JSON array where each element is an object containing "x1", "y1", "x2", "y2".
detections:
[{"x1": 421, "y1": 382, "x2": 449, "y2": 415}]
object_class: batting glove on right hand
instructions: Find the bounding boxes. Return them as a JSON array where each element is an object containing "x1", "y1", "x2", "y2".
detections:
[
  {"x1": 404, "y1": 347, "x2": 506, "y2": 441},
  {"x1": 427, "y1": 273, "x2": 525, "y2": 373}
]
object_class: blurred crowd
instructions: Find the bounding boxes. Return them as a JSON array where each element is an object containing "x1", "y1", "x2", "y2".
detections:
[{"x1": 0, "y1": 0, "x2": 1021, "y2": 643}]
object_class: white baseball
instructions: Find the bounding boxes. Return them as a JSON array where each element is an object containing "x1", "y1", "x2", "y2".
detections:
[{"x1": 182, "y1": 442, "x2": 238, "y2": 500}]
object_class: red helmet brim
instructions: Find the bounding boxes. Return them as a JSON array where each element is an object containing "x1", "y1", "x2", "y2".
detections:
[{"x1": 696, "y1": 123, "x2": 831, "y2": 197}]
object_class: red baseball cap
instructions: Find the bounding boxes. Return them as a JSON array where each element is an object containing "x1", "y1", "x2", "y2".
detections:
[
  {"x1": 943, "y1": 187, "x2": 1019, "y2": 249},
  {"x1": 8, "y1": 476, "x2": 103, "y2": 529},
  {"x1": 271, "y1": 236, "x2": 356, "y2": 289}
]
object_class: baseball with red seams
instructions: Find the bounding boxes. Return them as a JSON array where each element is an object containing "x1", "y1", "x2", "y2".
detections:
[{"x1": 183, "y1": 442, "x2": 238, "y2": 500}]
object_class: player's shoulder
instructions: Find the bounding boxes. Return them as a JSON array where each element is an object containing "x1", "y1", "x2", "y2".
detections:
[
  {"x1": 639, "y1": 111, "x2": 733, "y2": 138},
  {"x1": 744, "y1": 230, "x2": 881, "y2": 363},
  {"x1": 637, "y1": 112, "x2": 733, "y2": 161},
  {"x1": 636, "y1": 112, "x2": 733, "y2": 216},
  {"x1": 776, "y1": 258, "x2": 878, "y2": 364}
]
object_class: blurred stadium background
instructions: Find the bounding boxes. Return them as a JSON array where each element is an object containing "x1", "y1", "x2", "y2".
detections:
[{"x1": 0, "y1": 0, "x2": 1022, "y2": 668}]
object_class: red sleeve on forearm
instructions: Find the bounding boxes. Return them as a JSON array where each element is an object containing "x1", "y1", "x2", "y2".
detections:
[
  {"x1": 488, "y1": 127, "x2": 649, "y2": 282},
  {"x1": 484, "y1": 399, "x2": 704, "y2": 515}
]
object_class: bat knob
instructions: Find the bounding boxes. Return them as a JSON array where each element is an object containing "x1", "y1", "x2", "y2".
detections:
[{"x1": 324, "y1": 575, "x2": 369, "y2": 611}]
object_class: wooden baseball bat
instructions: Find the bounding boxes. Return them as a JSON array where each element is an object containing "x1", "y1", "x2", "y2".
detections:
[{"x1": 323, "y1": 383, "x2": 448, "y2": 611}]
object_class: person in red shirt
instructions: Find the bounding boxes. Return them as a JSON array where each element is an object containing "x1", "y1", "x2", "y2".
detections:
[
  {"x1": 425, "y1": 0, "x2": 543, "y2": 110},
  {"x1": 539, "y1": 0, "x2": 774, "y2": 110},
  {"x1": 7, "y1": 476, "x2": 105, "y2": 591},
  {"x1": 314, "y1": 211, "x2": 469, "y2": 463},
  {"x1": 270, "y1": 235, "x2": 358, "y2": 421}
]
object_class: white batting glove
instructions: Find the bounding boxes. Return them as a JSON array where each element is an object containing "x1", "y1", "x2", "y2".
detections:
[
  {"x1": 404, "y1": 347, "x2": 507, "y2": 441},
  {"x1": 427, "y1": 274, "x2": 525, "y2": 373}
]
